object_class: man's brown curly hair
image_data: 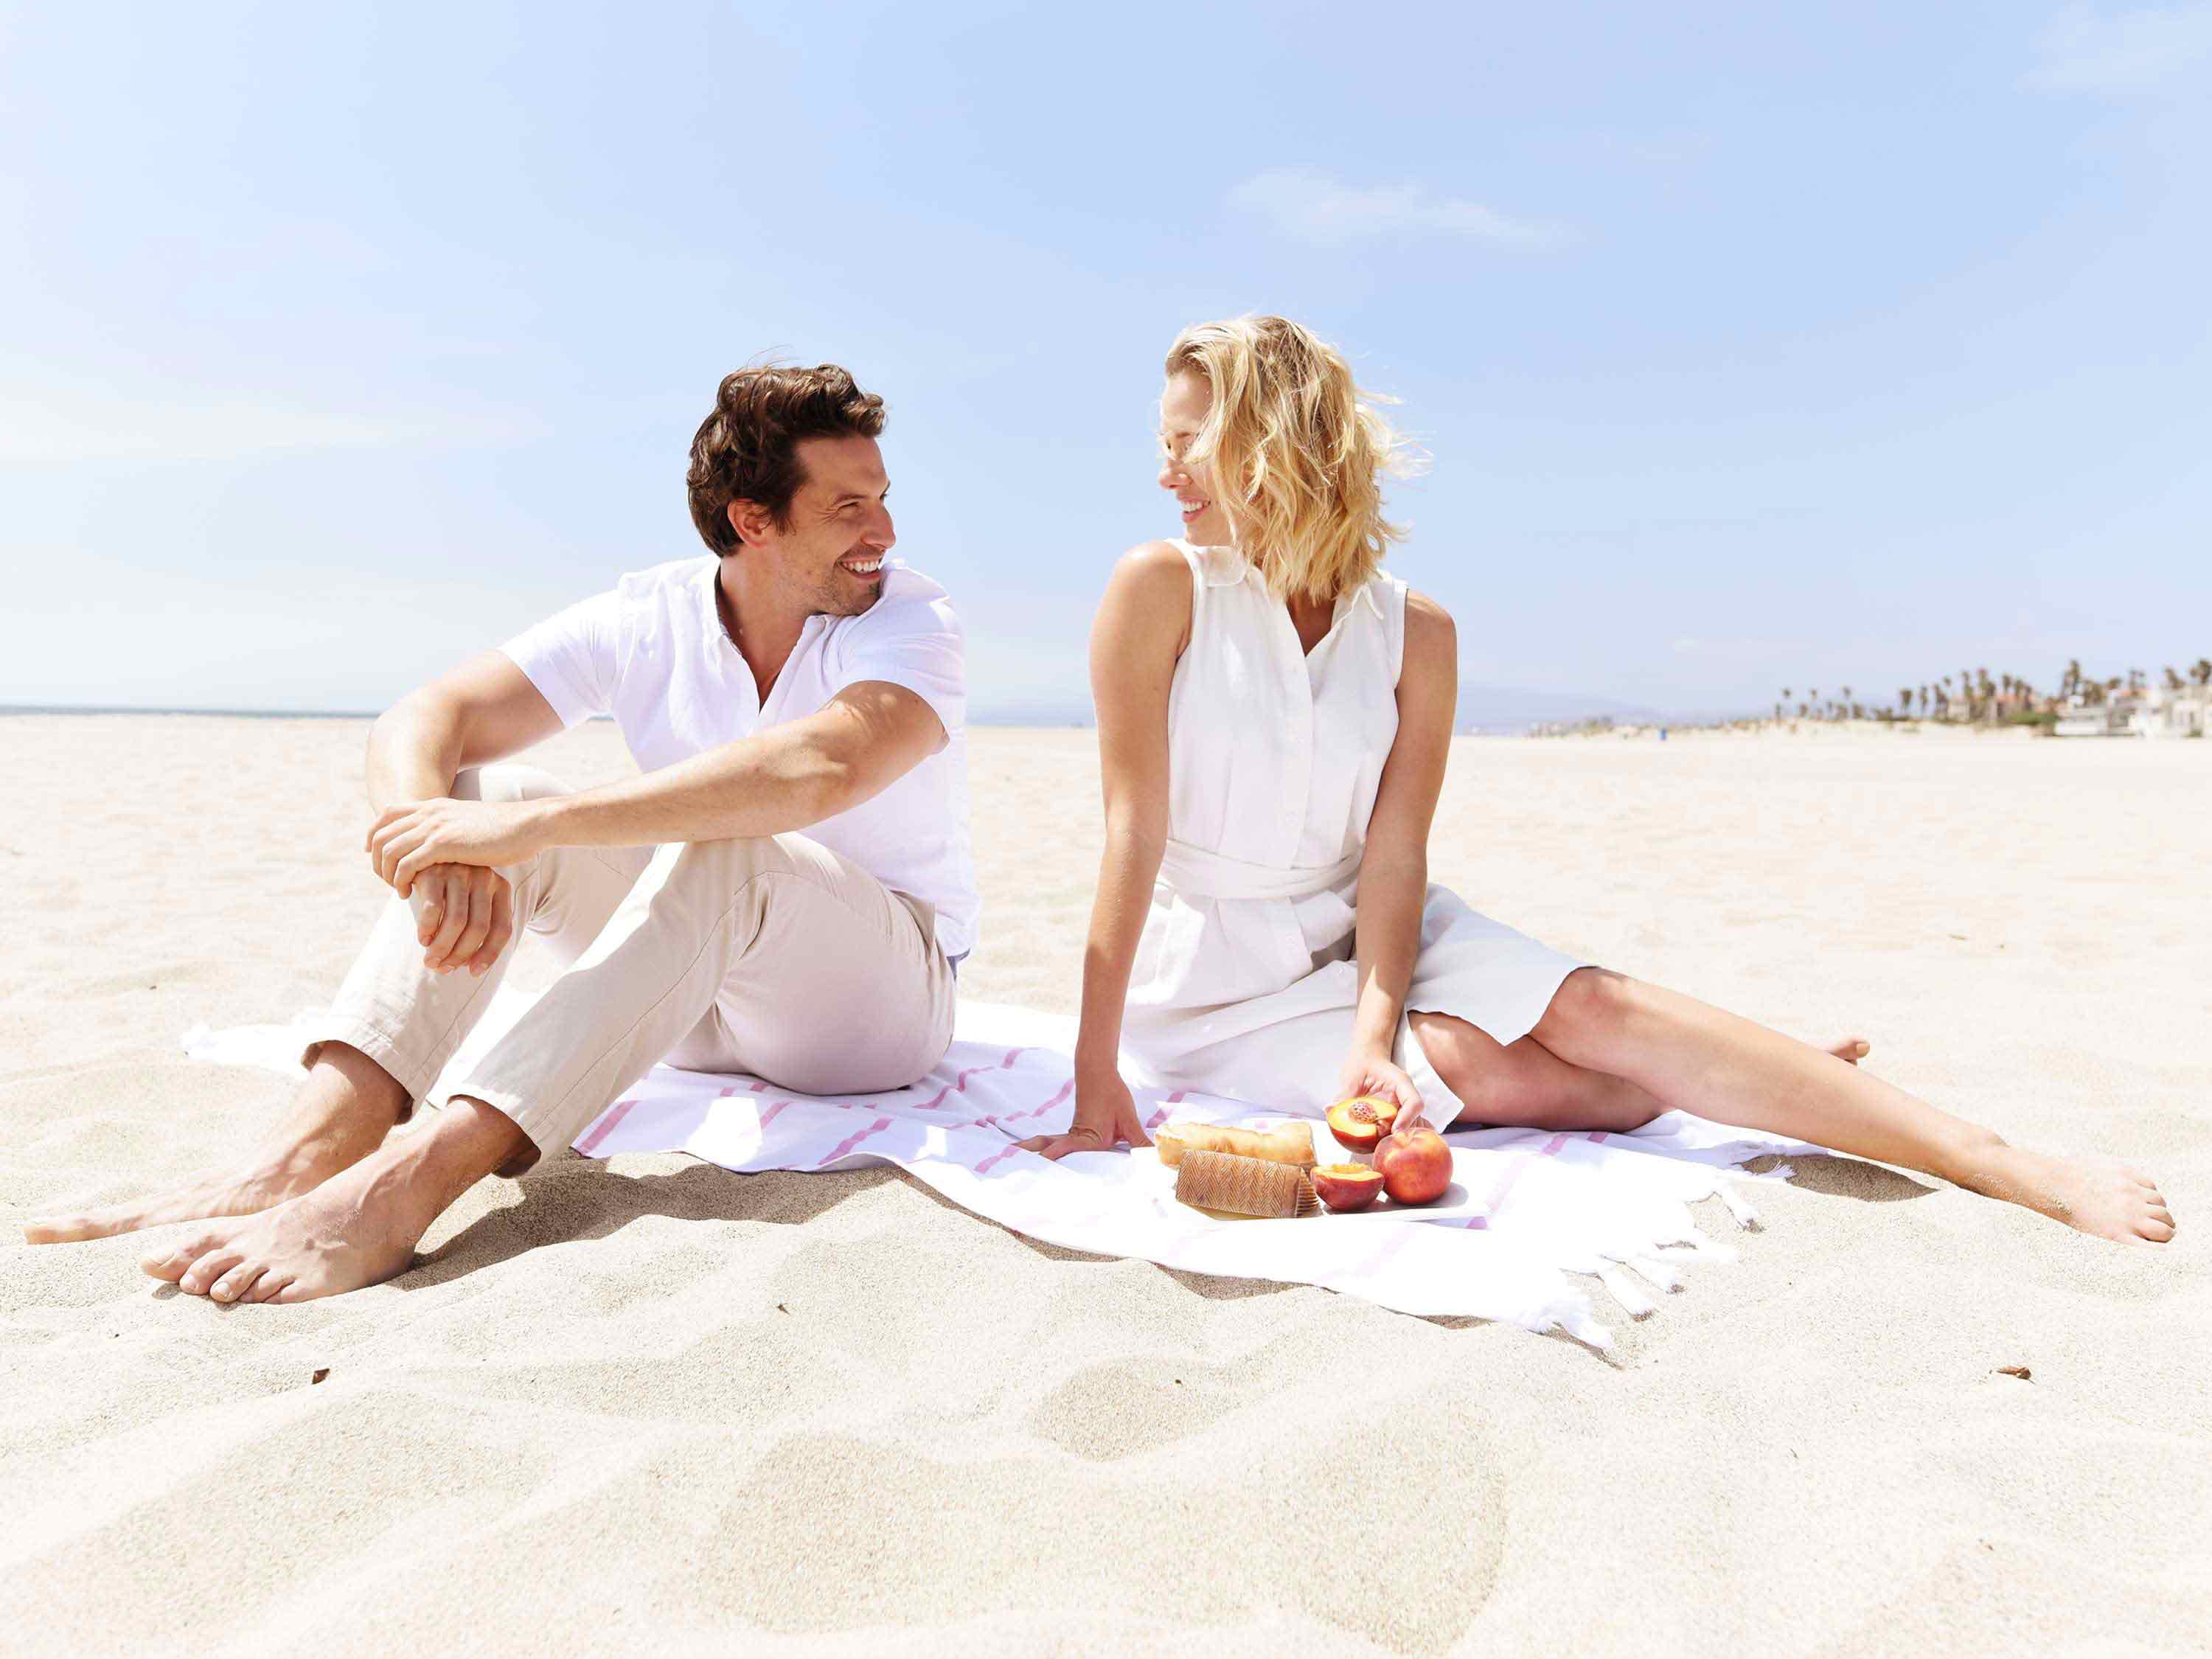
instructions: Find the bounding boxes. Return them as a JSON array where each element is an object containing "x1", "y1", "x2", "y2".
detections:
[{"x1": 686, "y1": 364, "x2": 887, "y2": 555}]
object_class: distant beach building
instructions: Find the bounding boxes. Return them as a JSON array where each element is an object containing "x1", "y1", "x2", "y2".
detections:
[
  {"x1": 2055, "y1": 695, "x2": 2129, "y2": 737},
  {"x1": 2131, "y1": 685, "x2": 2208, "y2": 739},
  {"x1": 2056, "y1": 686, "x2": 2208, "y2": 738}
]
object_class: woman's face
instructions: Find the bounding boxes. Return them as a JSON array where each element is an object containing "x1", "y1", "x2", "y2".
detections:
[{"x1": 1158, "y1": 372, "x2": 1232, "y2": 546}]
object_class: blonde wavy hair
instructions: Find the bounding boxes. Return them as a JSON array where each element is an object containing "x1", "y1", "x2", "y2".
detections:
[{"x1": 1164, "y1": 314, "x2": 1416, "y2": 602}]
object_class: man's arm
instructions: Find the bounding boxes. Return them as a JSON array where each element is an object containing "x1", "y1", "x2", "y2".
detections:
[
  {"x1": 366, "y1": 650, "x2": 566, "y2": 815},
  {"x1": 367, "y1": 680, "x2": 945, "y2": 891},
  {"x1": 365, "y1": 651, "x2": 566, "y2": 975},
  {"x1": 542, "y1": 680, "x2": 942, "y2": 847}
]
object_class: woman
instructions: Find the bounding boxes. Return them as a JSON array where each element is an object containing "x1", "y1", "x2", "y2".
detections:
[{"x1": 1021, "y1": 314, "x2": 2174, "y2": 1246}]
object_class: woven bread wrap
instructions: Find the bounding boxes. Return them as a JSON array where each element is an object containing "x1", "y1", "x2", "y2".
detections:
[{"x1": 1174, "y1": 1150, "x2": 1318, "y2": 1217}]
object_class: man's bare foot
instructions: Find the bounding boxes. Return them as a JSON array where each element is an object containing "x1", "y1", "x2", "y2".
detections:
[
  {"x1": 143, "y1": 1095, "x2": 528, "y2": 1304},
  {"x1": 1829, "y1": 1037, "x2": 1871, "y2": 1066},
  {"x1": 27, "y1": 1157, "x2": 345, "y2": 1245},
  {"x1": 1960, "y1": 1144, "x2": 2177, "y2": 1243},
  {"x1": 23, "y1": 1043, "x2": 407, "y2": 1246},
  {"x1": 143, "y1": 1158, "x2": 428, "y2": 1304}
]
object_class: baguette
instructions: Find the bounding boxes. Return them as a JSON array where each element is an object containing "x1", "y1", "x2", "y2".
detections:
[{"x1": 1154, "y1": 1119, "x2": 1315, "y2": 1170}]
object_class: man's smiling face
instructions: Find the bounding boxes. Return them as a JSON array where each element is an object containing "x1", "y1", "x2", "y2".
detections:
[{"x1": 737, "y1": 434, "x2": 896, "y2": 617}]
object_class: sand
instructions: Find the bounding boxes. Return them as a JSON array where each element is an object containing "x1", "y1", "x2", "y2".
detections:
[{"x1": 3, "y1": 715, "x2": 2207, "y2": 1656}]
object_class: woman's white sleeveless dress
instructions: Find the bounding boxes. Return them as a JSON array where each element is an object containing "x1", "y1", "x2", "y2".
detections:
[{"x1": 1119, "y1": 540, "x2": 1584, "y2": 1124}]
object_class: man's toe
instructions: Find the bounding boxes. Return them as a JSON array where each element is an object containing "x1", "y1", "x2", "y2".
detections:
[
  {"x1": 143, "y1": 1231, "x2": 220, "y2": 1281},
  {"x1": 180, "y1": 1248, "x2": 245, "y2": 1295},
  {"x1": 211, "y1": 1260, "x2": 265, "y2": 1303}
]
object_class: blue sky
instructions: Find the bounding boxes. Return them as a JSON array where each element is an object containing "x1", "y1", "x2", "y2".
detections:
[{"x1": 4, "y1": 2, "x2": 2208, "y2": 719}]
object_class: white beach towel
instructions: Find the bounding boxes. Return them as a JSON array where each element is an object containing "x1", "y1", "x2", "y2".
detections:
[{"x1": 184, "y1": 1000, "x2": 1820, "y2": 1350}]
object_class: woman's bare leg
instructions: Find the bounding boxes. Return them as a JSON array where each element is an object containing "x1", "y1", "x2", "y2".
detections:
[
  {"x1": 1411, "y1": 1012, "x2": 1868, "y2": 1135},
  {"x1": 1412, "y1": 1011, "x2": 1666, "y2": 1131},
  {"x1": 1526, "y1": 968, "x2": 2174, "y2": 1244}
]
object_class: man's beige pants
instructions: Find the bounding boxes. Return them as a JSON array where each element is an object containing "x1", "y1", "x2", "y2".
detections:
[{"x1": 304, "y1": 765, "x2": 957, "y2": 1172}]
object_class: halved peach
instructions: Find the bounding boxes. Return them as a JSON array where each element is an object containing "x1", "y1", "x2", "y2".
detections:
[
  {"x1": 1311, "y1": 1164, "x2": 1385, "y2": 1213},
  {"x1": 1325, "y1": 1096, "x2": 1399, "y2": 1154}
]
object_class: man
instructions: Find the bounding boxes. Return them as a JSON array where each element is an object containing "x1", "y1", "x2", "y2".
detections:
[{"x1": 27, "y1": 364, "x2": 977, "y2": 1301}]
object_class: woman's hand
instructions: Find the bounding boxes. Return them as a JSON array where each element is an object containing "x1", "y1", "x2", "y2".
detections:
[
  {"x1": 1018, "y1": 1065, "x2": 1155, "y2": 1161},
  {"x1": 369, "y1": 798, "x2": 548, "y2": 895},
  {"x1": 1338, "y1": 1047, "x2": 1428, "y2": 1132}
]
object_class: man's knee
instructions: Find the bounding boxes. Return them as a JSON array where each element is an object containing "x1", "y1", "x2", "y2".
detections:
[
  {"x1": 453, "y1": 763, "x2": 568, "y2": 806},
  {"x1": 631, "y1": 835, "x2": 802, "y2": 944},
  {"x1": 663, "y1": 833, "x2": 790, "y2": 894}
]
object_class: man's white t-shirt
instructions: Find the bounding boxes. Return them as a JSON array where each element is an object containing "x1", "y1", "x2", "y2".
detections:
[{"x1": 500, "y1": 555, "x2": 978, "y2": 961}]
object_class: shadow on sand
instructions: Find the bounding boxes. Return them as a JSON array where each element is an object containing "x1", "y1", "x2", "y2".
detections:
[
  {"x1": 1744, "y1": 1151, "x2": 1938, "y2": 1205},
  {"x1": 400, "y1": 1147, "x2": 1937, "y2": 1311}
]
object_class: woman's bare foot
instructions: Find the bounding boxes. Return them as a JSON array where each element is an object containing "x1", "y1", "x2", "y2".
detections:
[
  {"x1": 1958, "y1": 1144, "x2": 2177, "y2": 1243},
  {"x1": 143, "y1": 1094, "x2": 528, "y2": 1304},
  {"x1": 22, "y1": 1043, "x2": 408, "y2": 1246}
]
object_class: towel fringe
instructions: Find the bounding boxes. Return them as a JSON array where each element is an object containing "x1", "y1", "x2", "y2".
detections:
[
  {"x1": 1717, "y1": 1182, "x2": 1761, "y2": 1230},
  {"x1": 1596, "y1": 1265, "x2": 1658, "y2": 1319}
]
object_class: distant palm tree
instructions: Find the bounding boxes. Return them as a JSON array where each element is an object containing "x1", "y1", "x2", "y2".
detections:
[
  {"x1": 2193, "y1": 658, "x2": 2212, "y2": 688},
  {"x1": 2166, "y1": 666, "x2": 2185, "y2": 692},
  {"x1": 1899, "y1": 686, "x2": 1914, "y2": 714}
]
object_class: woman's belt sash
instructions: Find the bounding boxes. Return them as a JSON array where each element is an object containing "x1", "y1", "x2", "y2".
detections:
[{"x1": 1155, "y1": 840, "x2": 1362, "y2": 902}]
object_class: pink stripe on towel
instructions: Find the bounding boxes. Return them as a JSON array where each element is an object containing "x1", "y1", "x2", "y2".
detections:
[
  {"x1": 983, "y1": 1079, "x2": 1075, "y2": 1132},
  {"x1": 1143, "y1": 1088, "x2": 1188, "y2": 1130},
  {"x1": 1458, "y1": 1150, "x2": 1537, "y2": 1228},
  {"x1": 758, "y1": 1099, "x2": 796, "y2": 1130},
  {"x1": 973, "y1": 1143, "x2": 1027, "y2": 1175},
  {"x1": 814, "y1": 1116, "x2": 895, "y2": 1168},
  {"x1": 912, "y1": 1047, "x2": 1030, "y2": 1111},
  {"x1": 576, "y1": 1098, "x2": 640, "y2": 1157},
  {"x1": 1541, "y1": 1133, "x2": 1571, "y2": 1157}
]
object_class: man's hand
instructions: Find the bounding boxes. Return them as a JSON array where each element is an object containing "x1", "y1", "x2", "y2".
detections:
[
  {"x1": 412, "y1": 863, "x2": 517, "y2": 975},
  {"x1": 369, "y1": 798, "x2": 547, "y2": 895},
  {"x1": 1338, "y1": 1046, "x2": 1428, "y2": 1132},
  {"x1": 1018, "y1": 1065, "x2": 1155, "y2": 1161}
]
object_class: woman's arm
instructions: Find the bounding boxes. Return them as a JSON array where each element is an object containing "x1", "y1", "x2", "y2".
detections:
[
  {"x1": 1018, "y1": 543, "x2": 1192, "y2": 1161},
  {"x1": 1340, "y1": 593, "x2": 1458, "y2": 1120}
]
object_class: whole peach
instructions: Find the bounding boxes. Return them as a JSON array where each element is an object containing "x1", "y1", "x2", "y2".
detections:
[{"x1": 1372, "y1": 1126, "x2": 1452, "y2": 1206}]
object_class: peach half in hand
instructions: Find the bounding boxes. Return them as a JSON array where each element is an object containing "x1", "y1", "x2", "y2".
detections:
[
  {"x1": 1324, "y1": 1096, "x2": 1401, "y2": 1154},
  {"x1": 1310, "y1": 1164, "x2": 1385, "y2": 1214},
  {"x1": 1372, "y1": 1126, "x2": 1453, "y2": 1206}
]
